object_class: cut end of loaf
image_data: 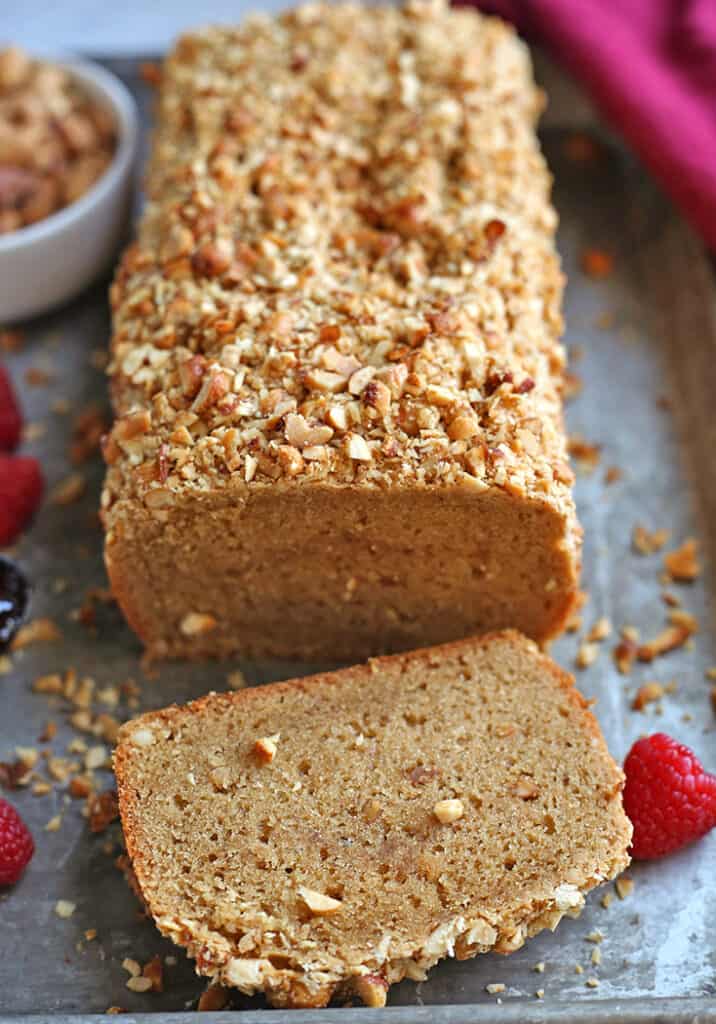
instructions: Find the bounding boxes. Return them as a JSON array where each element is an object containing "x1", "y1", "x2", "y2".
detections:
[{"x1": 114, "y1": 631, "x2": 631, "y2": 1008}]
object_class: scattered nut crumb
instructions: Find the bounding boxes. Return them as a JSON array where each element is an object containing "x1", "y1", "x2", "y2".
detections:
[
  {"x1": 568, "y1": 435, "x2": 601, "y2": 473},
  {"x1": 581, "y1": 248, "x2": 613, "y2": 279},
  {"x1": 615, "y1": 876, "x2": 634, "y2": 900},
  {"x1": 122, "y1": 958, "x2": 141, "y2": 978},
  {"x1": 587, "y1": 617, "x2": 612, "y2": 642},
  {"x1": 49, "y1": 473, "x2": 86, "y2": 506},
  {"x1": 637, "y1": 615, "x2": 697, "y2": 662},
  {"x1": 142, "y1": 955, "x2": 163, "y2": 992},
  {"x1": 585, "y1": 977, "x2": 600, "y2": 988},
  {"x1": 11, "y1": 618, "x2": 62, "y2": 650},
  {"x1": 632, "y1": 681, "x2": 664, "y2": 711},
  {"x1": 663, "y1": 538, "x2": 700, "y2": 582},
  {"x1": 533, "y1": 962, "x2": 545, "y2": 973},
  {"x1": 126, "y1": 977, "x2": 153, "y2": 993},
  {"x1": 576, "y1": 642, "x2": 599, "y2": 669},
  {"x1": 604, "y1": 465, "x2": 622, "y2": 485},
  {"x1": 574, "y1": 964, "x2": 584, "y2": 975},
  {"x1": 563, "y1": 371, "x2": 583, "y2": 401},
  {"x1": 0, "y1": 328, "x2": 24, "y2": 352},
  {"x1": 535, "y1": 988, "x2": 545, "y2": 999},
  {"x1": 613, "y1": 633, "x2": 638, "y2": 675},
  {"x1": 591, "y1": 948, "x2": 602, "y2": 966},
  {"x1": 88, "y1": 790, "x2": 119, "y2": 833},
  {"x1": 55, "y1": 899, "x2": 76, "y2": 919},
  {"x1": 45, "y1": 813, "x2": 62, "y2": 832},
  {"x1": 227, "y1": 669, "x2": 246, "y2": 689},
  {"x1": 632, "y1": 524, "x2": 670, "y2": 555},
  {"x1": 486, "y1": 983, "x2": 506, "y2": 995},
  {"x1": 601, "y1": 891, "x2": 613, "y2": 909},
  {"x1": 563, "y1": 132, "x2": 603, "y2": 164}
]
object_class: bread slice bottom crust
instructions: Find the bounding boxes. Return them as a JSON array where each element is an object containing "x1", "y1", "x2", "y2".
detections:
[{"x1": 114, "y1": 631, "x2": 630, "y2": 1008}]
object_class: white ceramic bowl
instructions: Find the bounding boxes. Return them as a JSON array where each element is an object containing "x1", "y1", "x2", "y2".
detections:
[{"x1": 0, "y1": 58, "x2": 139, "y2": 323}]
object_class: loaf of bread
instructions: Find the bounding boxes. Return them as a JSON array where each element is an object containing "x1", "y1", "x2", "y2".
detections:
[
  {"x1": 114, "y1": 631, "x2": 631, "y2": 1008},
  {"x1": 102, "y1": 0, "x2": 580, "y2": 660}
]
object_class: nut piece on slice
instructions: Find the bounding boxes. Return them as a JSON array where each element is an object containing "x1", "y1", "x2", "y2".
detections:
[
  {"x1": 298, "y1": 886, "x2": 342, "y2": 916},
  {"x1": 254, "y1": 733, "x2": 280, "y2": 764},
  {"x1": 352, "y1": 974, "x2": 388, "y2": 1008},
  {"x1": 180, "y1": 612, "x2": 218, "y2": 637},
  {"x1": 433, "y1": 798, "x2": 464, "y2": 824}
]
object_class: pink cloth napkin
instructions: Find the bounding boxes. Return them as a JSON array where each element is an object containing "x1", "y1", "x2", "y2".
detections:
[{"x1": 463, "y1": 0, "x2": 716, "y2": 250}]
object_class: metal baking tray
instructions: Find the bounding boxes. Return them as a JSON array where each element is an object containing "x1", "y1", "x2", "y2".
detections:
[{"x1": 1, "y1": 54, "x2": 715, "y2": 1023}]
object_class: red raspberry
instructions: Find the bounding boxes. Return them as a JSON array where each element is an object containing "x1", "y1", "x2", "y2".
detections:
[
  {"x1": 623, "y1": 733, "x2": 716, "y2": 859},
  {"x1": 0, "y1": 366, "x2": 22, "y2": 452},
  {"x1": 0, "y1": 797, "x2": 34, "y2": 886},
  {"x1": 0, "y1": 454, "x2": 44, "y2": 546}
]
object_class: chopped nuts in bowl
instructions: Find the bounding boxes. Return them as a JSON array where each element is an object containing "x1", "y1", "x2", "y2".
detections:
[{"x1": 0, "y1": 48, "x2": 138, "y2": 322}]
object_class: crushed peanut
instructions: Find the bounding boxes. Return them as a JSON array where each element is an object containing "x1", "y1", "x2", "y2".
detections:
[
  {"x1": 663, "y1": 538, "x2": 700, "y2": 582},
  {"x1": 297, "y1": 886, "x2": 342, "y2": 916},
  {"x1": 615, "y1": 876, "x2": 634, "y2": 900},
  {"x1": 253, "y1": 733, "x2": 280, "y2": 764},
  {"x1": 433, "y1": 798, "x2": 464, "y2": 824}
]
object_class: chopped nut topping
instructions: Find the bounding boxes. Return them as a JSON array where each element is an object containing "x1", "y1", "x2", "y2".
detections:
[
  {"x1": 346, "y1": 433, "x2": 372, "y2": 461},
  {"x1": 433, "y1": 798, "x2": 464, "y2": 824},
  {"x1": 297, "y1": 885, "x2": 342, "y2": 915}
]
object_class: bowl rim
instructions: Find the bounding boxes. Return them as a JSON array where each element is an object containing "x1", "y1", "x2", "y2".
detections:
[{"x1": 0, "y1": 56, "x2": 139, "y2": 254}]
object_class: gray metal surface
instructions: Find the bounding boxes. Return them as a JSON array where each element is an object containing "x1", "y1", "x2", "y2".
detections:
[{"x1": 1, "y1": 57, "x2": 715, "y2": 1020}]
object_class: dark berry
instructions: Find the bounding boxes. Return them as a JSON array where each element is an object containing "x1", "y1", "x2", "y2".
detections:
[{"x1": 0, "y1": 556, "x2": 29, "y2": 649}]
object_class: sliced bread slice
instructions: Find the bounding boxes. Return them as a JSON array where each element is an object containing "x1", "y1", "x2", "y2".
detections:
[{"x1": 114, "y1": 631, "x2": 631, "y2": 1008}]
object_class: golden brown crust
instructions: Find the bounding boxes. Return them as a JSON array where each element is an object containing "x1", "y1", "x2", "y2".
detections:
[{"x1": 115, "y1": 630, "x2": 631, "y2": 1008}]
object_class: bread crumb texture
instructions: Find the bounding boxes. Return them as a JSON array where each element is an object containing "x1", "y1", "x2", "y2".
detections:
[
  {"x1": 102, "y1": 0, "x2": 580, "y2": 661},
  {"x1": 114, "y1": 631, "x2": 631, "y2": 1007}
]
